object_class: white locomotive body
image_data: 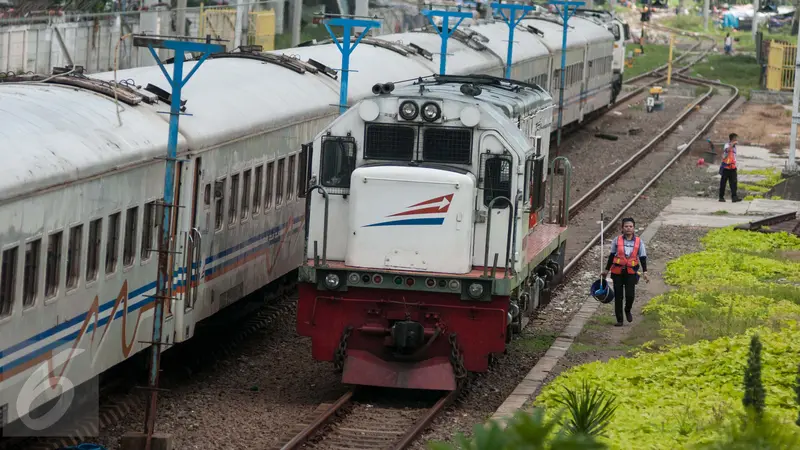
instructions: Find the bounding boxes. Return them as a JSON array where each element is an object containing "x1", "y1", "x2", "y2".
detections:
[{"x1": 297, "y1": 75, "x2": 571, "y2": 390}]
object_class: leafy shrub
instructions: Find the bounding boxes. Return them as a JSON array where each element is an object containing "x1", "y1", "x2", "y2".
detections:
[
  {"x1": 642, "y1": 290, "x2": 800, "y2": 347},
  {"x1": 692, "y1": 410, "x2": 800, "y2": 449},
  {"x1": 663, "y1": 250, "x2": 800, "y2": 286},
  {"x1": 699, "y1": 227, "x2": 800, "y2": 254},
  {"x1": 427, "y1": 408, "x2": 607, "y2": 450},
  {"x1": 535, "y1": 325, "x2": 800, "y2": 449}
]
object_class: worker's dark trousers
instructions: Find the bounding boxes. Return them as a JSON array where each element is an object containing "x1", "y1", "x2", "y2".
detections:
[
  {"x1": 611, "y1": 272, "x2": 637, "y2": 323},
  {"x1": 719, "y1": 168, "x2": 738, "y2": 200}
]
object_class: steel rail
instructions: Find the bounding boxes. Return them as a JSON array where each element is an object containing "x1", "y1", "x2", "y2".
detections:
[
  {"x1": 562, "y1": 74, "x2": 740, "y2": 277},
  {"x1": 570, "y1": 82, "x2": 714, "y2": 216},
  {"x1": 280, "y1": 390, "x2": 355, "y2": 450},
  {"x1": 391, "y1": 390, "x2": 460, "y2": 450},
  {"x1": 280, "y1": 388, "x2": 459, "y2": 450}
]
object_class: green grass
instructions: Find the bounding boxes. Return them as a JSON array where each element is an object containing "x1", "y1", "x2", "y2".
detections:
[
  {"x1": 513, "y1": 333, "x2": 558, "y2": 353},
  {"x1": 662, "y1": 15, "x2": 797, "y2": 53},
  {"x1": 689, "y1": 53, "x2": 761, "y2": 99},
  {"x1": 624, "y1": 44, "x2": 681, "y2": 78}
]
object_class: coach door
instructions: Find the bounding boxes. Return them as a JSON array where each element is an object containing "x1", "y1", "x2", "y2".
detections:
[{"x1": 174, "y1": 156, "x2": 204, "y2": 343}]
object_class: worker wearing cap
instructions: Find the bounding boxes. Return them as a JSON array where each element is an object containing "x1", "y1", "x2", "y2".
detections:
[{"x1": 601, "y1": 218, "x2": 648, "y2": 327}]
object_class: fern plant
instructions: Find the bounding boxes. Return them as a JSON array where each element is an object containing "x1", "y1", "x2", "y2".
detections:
[{"x1": 551, "y1": 379, "x2": 618, "y2": 438}]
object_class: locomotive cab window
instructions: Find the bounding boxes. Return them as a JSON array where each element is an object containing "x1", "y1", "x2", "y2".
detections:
[
  {"x1": 482, "y1": 156, "x2": 512, "y2": 209},
  {"x1": 320, "y1": 136, "x2": 356, "y2": 192},
  {"x1": 610, "y1": 24, "x2": 621, "y2": 40},
  {"x1": 422, "y1": 128, "x2": 472, "y2": 164}
]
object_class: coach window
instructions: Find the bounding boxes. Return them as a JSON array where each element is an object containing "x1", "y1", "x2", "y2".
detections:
[
  {"x1": 87, "y1": 219, "x2": 102, "y2": 282},
  {"x1": 204, "y1": 183, "x2": 211, "y2": 209},
  {"x1": 276, "y1": 158, "x2": 285, "y2": 207},
  {"x1": 141, "y1": 202, "x2": 156, "y2": 261},
  {"x1": 106, "y1": 213, "x2": 120, "y2": 274},
  {"x1": 241, "y1": 169, "x2": 251, "y2": 221},
  {"x1": 229, "y1": 173, "x2": 239, "y2": 225},
  {"x1": 45, "y1": 231, "x2": 62, "y2": 298},
  {"x1": 253, "y1": 165, "x2": 263, "y2": 216},
  {"x1": 214, "y1": 179, "x2": 225, "y2": 231},
  {"x1": 298, "y1": 145, "x2": 309, "y2": 198},
  {"x1": 123, "y1": 207, "x2": 138, "y2": 267},
  {"x1": 0, "y1": 246, "x2": 17, "y2": 318},
  {"x1": 23, "y1": 239, "x2": 40, "y2": 308},
  {"x1": 320, "y1": 136, "x2": 356, "y2": 192},
  {"x1": 264, "y1": 162, "x2": 274, "y2": 211},
  {"x1": 483, "y1": 156, "x2": 512, "y2": 209},
  {"x1": 287, "y1": 155, "x2": 296, "y2": 201},
  {"x1": 66, "y1": 224, "x2": 83, "y2": 290}
]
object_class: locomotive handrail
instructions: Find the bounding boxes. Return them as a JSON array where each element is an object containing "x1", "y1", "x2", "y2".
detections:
[
  {"x1": 482, "y1": 196, "x2": 515, "y2": 279},
  {"x1": 509, "y1": 191, "x2": 523, "y2": 276},
  {"x1": 548, "y1": 157, "x2": 572, "y2": 227},
  {"x1": 188, "y1": 227, "x2": 202, "y2": 310},
  {"x1": 305, "y1": 184, "x2": 330, "y2": 267}
]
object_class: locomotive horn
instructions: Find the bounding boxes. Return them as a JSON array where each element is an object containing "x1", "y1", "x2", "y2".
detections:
[
  {"x1": 372, "y1": 83, "x2": 383, "y2": 95},
  {"x1": 380, "y1": 82, "x2": 395, "y2": 94}
]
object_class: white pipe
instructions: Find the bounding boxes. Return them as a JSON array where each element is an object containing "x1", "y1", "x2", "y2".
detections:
[
  {"x1": 235, "y1": 0, "x2": 246, "y2": 49},
  {"x1": 787, "y1": 20, "x2": 800, "y2": 174}
]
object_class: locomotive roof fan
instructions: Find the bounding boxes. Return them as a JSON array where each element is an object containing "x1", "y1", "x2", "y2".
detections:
[{"x1": 591, "y1": 212, "x2": 614, "y2": 304}]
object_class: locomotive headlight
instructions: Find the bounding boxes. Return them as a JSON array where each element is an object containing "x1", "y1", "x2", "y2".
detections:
[
  {"x1": 399, "y1": 101, "x2": 419, "y2": 120},
  {"x1": 324, "y1": 273, "x2": 341, "y2": 290},
  {"x1": 421, "y1": 102, "x2": 441, "y2": 122},
  {"x1": 468, "y1": 282, "x2": 484, "y2": 299}
]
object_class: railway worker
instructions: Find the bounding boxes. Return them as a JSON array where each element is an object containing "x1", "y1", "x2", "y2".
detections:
[
  {"x1": 601, "y1": 218, "x2": 648, "y2": 327},
  {"x1": 719, "y1": 132, "x2": 741, "y2": 203}
]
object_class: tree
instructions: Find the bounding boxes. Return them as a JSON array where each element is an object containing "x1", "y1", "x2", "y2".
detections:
[
  {"x1": 795, "y1": 362, "x2": 800, "y2": 427},
  {"x1": 742, "y1": 333, "x2": 766, "y2": 419}
]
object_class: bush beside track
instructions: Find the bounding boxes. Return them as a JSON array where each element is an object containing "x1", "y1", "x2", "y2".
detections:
[{"x1": 533, "y1": 227, "x2": 800, "y2": 448}]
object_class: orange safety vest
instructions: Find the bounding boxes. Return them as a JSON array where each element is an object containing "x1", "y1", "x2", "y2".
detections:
[
  {"x1": 609, "y1": 235, "x2": 641, "y2": 275},
  {"x1": 721, "y1": 144, "x2": 737, "y2": 170}
]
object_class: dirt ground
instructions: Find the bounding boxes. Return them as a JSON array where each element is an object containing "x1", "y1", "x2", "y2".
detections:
[{"x1": 709, "y1": 103, "x2": 794, "y2": 153}]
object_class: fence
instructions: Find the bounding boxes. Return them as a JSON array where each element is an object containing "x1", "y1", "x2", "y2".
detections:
[
  {"x1": 0, "y1": 2, "x2": 280, "y2": 75},
  {"x1": 766, "y1": 39, "x2": 797, "y2": 91},
  {"x1": 200, "y1": 7, "x2": 276, "y2": 51},
  {"x1": 0, "y1": 1, "x2": 426, "y2": 75}
]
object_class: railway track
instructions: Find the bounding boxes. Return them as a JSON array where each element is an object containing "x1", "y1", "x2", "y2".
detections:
[
  {"x1": 563, "y1": 71, "x2": 740, "y2": 276},
  {"x1": 276, "y1": 388, "x2": 459, "y2": 450},
  {"x1": 0, "y1": 274, "x2": 299, "y2": 450}
]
